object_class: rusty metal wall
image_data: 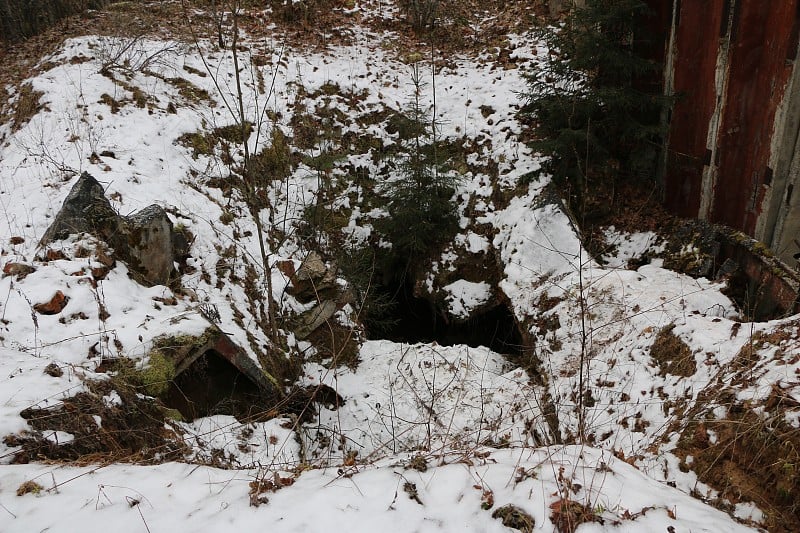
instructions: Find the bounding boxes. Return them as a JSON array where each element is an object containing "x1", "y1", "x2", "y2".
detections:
[
  {"x1": 662, "y1": 0, "x2": 724, "y2": 218},
  {"x1": 661, "y1": 0, "x2": 800, "y2": 262},
  {"x1": 712, "y1": 1, "x2": 798, "y2": 234}
]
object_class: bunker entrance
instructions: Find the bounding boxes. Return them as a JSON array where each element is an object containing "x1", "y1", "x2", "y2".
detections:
[
  {"x1": 163, "y1": 349, "x2": 267, "y2": 422},
  {"x1": 364, "y1": 279, "x2": 523, "y2": 356}
]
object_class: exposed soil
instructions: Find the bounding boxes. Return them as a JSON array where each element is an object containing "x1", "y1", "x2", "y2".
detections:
[
  {"x1": 5, "y1": 379, "x2": 187, "y2": 464},
  {"x1": 305, "y1": 320, "x2": 362, "y2": 369},
  {"x1": 677, "y1": 408, "x2": 800, "y2": 532}
]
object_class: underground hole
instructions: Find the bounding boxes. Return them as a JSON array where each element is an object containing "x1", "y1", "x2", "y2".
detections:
[
  {"x1": 163, "y1": 349, "x2": 268, "y2": 422},
  {"x1": 364, "y1": 279, "x2": 523, "y2": 356}
]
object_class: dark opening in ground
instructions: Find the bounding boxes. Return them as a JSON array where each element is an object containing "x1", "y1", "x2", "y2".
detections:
[
  {"x1": 164, "y1": 350, "x2": 267, "y2": 421},
  {"x1": 364, "y1": 280, "x2": 523, "y2": 356},
  {"x1": 715, "y1": 238, "x2": 800, "y2": 321}
]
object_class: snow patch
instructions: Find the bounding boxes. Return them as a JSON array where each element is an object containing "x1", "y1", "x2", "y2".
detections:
[{"x1": 442, "y1": 279, "x2": 492, "y2": 319}]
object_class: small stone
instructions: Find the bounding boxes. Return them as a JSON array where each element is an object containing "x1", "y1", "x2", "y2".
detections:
[
  {"x1": 287, "y1": 252, "x2": 339, "y2": 303},
  {"x1": 45, "y1": 249, "x2": 67, "y2": 261},
  {"x1": 295, "y1": 300, "x2": 338, "y2": 339},
  {"x1": 3, "y1": 262, "x2": 36, "y2": 280},
  {"x1": 91, "y1": 266, "x2": 110, "y2": 280},
  {"x1": 276, "y1": 260, "x2": 295, "y2": 279},
  {"x1": 296, "y1": 251, "x2": 326, "y2": 281},
  {"x1": 94, "y1": 243, "x2": 115, "y2": 267},
  {"x1": 43, "y1": 363, "x2": 63, "y2": 377},
  {"x1": 33, "y1": 291, "x2": 69, "y2": 315}
]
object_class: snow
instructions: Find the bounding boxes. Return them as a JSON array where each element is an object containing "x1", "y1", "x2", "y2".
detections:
[
  {"x1": 42, "y1": 431, "x2": 74, "y2": 445},
  {"x1": 456, "y1": 231, "x2": 490, "y2": 254},
  {"x1": 442, "y1": 279, "x2": 491, "y2": 318},
  {"x1": 0, "y1": 2, "x2": 794, "y2": 531},
  {"x1": 0, "y1": 446, "x2": 754, "y2": 533},
  {"x1": 303, "y1": 341, "x2": 544, "y2": 461},
  {"x1": 601, "y1": 227, "x2": 663, "y2": 269},
  {"x1": 490, "y1": 190, "x2": 586, "y2": 312},
  {"x1": 180, "y1": 415, "x2": 299, "y2": 469}
]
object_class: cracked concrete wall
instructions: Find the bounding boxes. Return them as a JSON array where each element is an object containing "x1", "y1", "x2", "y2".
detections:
[{"x1": 767, "y1": 69, "x2": 800, "y2": 262}]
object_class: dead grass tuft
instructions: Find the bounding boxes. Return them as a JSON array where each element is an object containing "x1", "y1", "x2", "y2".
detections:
[
  {"x1": 4, "y1": 379, "x2": 187, "y2": 464},
  {"x1": 16, "y1": 480, "x2": 44, "y2": 496},
  {"x1": 492, "y1": 504, "x2": 535, "y2": 532},
  {"x1": 12, "y1": 83, "x2": 45, "y2": 131},
  {"x1": 164, "y1": 76, "x2": 212, "y2": 105},
  {"x1": 248, "y1": 471, "x2": 296, "y2": 507},
  {"x1": 650, "y1": 324, "x2": 696, "y2": 377},
  {"x1": 549, "y1": 498, "x2": 599, "y2": 533}
]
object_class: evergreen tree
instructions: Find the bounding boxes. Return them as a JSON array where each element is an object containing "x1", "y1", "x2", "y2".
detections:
[
  {"x1": 376, "y1": 62, "x2": 459, "y2": 277},
  {"x1": 522, "y1": 0, "x2": 668, "y2": 207}
]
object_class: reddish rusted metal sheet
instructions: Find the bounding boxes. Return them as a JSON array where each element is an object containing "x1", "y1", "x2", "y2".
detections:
[
  {"x1": 712, "y1": 0, "x2": 799, "y2": 234},
  {"x1": 664, "y1": 0, "x2": 724, "y2": 217}
]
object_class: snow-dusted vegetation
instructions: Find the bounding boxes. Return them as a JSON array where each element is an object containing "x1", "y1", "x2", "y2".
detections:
[{"x1": 0, "y1": 1, "x2": 797, "y2": 531}]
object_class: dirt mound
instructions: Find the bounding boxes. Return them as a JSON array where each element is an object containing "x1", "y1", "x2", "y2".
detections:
[{"x1": 676, "y1": 327, "x2": 800, "y2": 531}]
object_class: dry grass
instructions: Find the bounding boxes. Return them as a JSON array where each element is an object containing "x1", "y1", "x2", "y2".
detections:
[
  {"x1": 12, "y1": 83, "x2": 45, "y2": 131},
  {"x1": 16, "y1": 480, "x2": 44, "y2": 496},
  {"x1": 3, "y1": 379, "x2": 187, "y2": 465},
  {"x1": 674, "y1": 321, "x2": 800, "y2": 531},
  {"x1": 492, "y1": 504, "x2": 535, "y2": 532},
  {"x1": 678, "y1": 408, "x2": 800, "y2": 532},
  {"x1": 549, "y1": 498, "x2": 598, "y2": 533},
  {"x1": 650, "y1": 324, "x2": 696, "y2": 377}
]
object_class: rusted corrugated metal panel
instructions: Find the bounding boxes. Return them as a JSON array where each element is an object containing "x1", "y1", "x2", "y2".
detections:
[
  {"x1": 664, "y1": 0, "x2": 724, "y2": 218},
  {"x1": 712, "y1": 0, "x2": 798, "y2": 234}
]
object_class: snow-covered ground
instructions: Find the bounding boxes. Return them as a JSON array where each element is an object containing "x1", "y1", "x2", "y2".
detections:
[
  {"x1": 0, "y1": 2, "x2": 796, "y2": 531},
  {"x1": 0, "y1": 445, "x2": 754, "y2": 532}
]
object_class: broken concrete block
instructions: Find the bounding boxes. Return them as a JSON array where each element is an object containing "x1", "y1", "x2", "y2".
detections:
[
  {"x1": 295, "y1": 300, "x2": 338, "y2": 339},
  {"x1": 41, "y1": 173, "x2": 188, "y2": 286},
  {"x1": 124, "y1": 205, "x2": 177, "y2": 286}
]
